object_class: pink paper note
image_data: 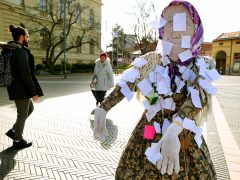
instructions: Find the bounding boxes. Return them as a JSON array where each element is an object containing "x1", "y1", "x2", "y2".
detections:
[{"x1": 143, "y1": 125, "x2": 156, "y2": 140}]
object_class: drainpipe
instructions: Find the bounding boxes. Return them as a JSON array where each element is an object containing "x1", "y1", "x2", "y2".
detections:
[{"x1": 229, "y1": 39, "x2": 233, "y2": 75}]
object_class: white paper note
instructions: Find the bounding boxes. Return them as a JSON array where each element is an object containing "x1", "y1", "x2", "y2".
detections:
[
  {"x1": 121, "y1": 68, "x2": 140, "y2": 83},
  {"x1": 162, "y1": 118, "x2": 171, "y2": 134},
  {"x1": 155, "y1": 65, "x2": 166, "y2": 75},
  {"x1": 190, "y1": 88, "x2": 202, "y2": 108},
  {"x1": 182, "y1": 68, "x2": 191, "y2": 81},
  {"x1": 145, "y1": 110, "x2": 157, "y2": 122},
  {"x1": 194, "y1": 135, "x2": 203, "y2": 148},
  {"x1": 152, "y1": 99, "x2": 162, "y2": 113},
  {"x1": 131, "y1": 57, "x2": 148, "y2": 68},
  {"x1": 173, "y1": 13, "x2": 186, "y2": 31},
  {"x1": 196, "y1": 58, "x2": 209, "y2": 68},
  {"x1": 175, "y1": 76, "x2": 185, "y2": 93},
  {"x1": 156, "y1": 40, "x2": 174, "y2": 55},
  {"x1": 206, "y1": 68, "x2": 221, "y2": 81},
  {"x1": 181, "y1": 35, "x2": 191, "y2": 48},
  {"x1": 156, "y1": 78, "x2": 171, "y2": 95},
  {"x1": 182, "y1": 117, "x2": 196, "y2": 132},
  {"x1": 189, "y1": 70, "x2": 197, "y2": 82},
  {"x1": 178, "y1": 65, "x2": 187, "y2": 73},
  {"x1": 144, "y1": 99, "x2": 151, "y2": 110},
  {"x1": 198, "y1": 79, "x2": 217, "y2": 95},
  {"x1": 162, "y1": 56, "x2": 171, "y2": 66},
  {"x1": 178, "y1": 49, "x2": 193, "y2": 62},
  {"x1": 145, "y1": 146, "x2": 162, "y2": 165},
  {"x1": 163, "y1": 98, "x2": 176, "y2": 110},
  {"x1": 154, "y1": 121, "x2": 161, "y2": 133},
  {"x1": 120, "y1": 84, "x2": 134, "y2": 101},
  {"x1": 137, "y1": 78, "x2": 153, "y2": 96},
  {"x1": 149, "y1": 17, "x2": 167, "y2": 29}
]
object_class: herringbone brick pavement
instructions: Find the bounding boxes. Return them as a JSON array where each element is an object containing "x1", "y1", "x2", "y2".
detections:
[
  {"x1": 1, "y1": 74, "x2": 238, "y2": 179},
  {"x1": 0, "y1": 76, "x2": 144, "y2": 180}
]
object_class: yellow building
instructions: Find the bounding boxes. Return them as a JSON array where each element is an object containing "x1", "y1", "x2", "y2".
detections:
[
  {"x1": 212, "y1": 32, "x2": 240, "y2": 75},
  {"x1": 0, "y1": 0, "x2": 102, "y2": 66}
]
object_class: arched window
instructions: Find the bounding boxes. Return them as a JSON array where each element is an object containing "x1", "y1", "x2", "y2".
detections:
[
  {"x1": 216, "y1": 51, "x2": 226, "y2": 60},
  {"x1": 89, "y1": 9, "x2": 94, "y2": 27},
  {"x1": 76, "y1": 36, "x2": 82, "y2": 53},
  {"x1": 216, "y1": 51, "x2": 226, "y2": 75},
  {"x1": 75, "y1": 4, "x2": 81, "y2": 22},
  {"x1": 40, "y1": 28, "x2": 49, "y2": 50},
  {"x1": 89, "y1": 39, "x2": 94, "y2": 54}
]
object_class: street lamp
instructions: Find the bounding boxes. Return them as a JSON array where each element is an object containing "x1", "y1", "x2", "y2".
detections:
[{"x1": 113, "y1": 31, "x2": 118, "y2": 61}]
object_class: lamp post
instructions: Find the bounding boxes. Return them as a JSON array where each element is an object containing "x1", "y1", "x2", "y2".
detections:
[
  {"x1": 113, "y1": 31, "x2": 119, "y2": 62},
  {"x1": 63, "y1": 0, "x2": 67, "y2": 79}
]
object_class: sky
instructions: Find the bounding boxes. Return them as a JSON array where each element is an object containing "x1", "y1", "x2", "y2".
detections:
[{"x1": 101, "y1": 0, "x2": 240, "y2": 51}]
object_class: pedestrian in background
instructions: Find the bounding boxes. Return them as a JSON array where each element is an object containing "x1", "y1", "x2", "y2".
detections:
[
  {"x1": 91, "y1": 52, "x2": 114, "y2": 106},
  {"x1": 113, "y1": 59, "x2": 118, "y2": 75},
  {"x1": 5, "y1": 25, "x2": 43, "y2": 149}
]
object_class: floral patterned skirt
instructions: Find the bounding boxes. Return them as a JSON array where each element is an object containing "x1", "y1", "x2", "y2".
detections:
[{"x1": 115, "y1": 113, "x2": 216, "y2": 180}]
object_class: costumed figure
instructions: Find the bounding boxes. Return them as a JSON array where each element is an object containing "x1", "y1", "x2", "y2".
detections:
[{"x1": 92, "y1": 1, "x2": 220, "y2": 179}]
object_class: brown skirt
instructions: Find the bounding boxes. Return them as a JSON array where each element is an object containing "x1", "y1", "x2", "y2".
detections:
[{"x1": 115, "y1": 113, "x2": 216, "y2": 180}]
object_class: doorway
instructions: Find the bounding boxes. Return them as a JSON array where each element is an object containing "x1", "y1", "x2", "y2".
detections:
[{"x1": 216, "y1": 51, "x2": 226, "y2": 75}]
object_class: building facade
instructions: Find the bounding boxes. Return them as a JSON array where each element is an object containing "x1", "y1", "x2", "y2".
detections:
[
  {"x1": 212, "y1": 32, "x2": 240, "y2": 75},
  {"x1": 199, "y1": 42, "x2": 212, "y2": 57},
  {"x1": 0, "y1": 0, "x2": 102, "y2": 65}
]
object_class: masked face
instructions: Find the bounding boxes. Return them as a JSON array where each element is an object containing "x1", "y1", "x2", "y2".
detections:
[
  {"x1": 23, "y1": 31, "x2": 30, "y2": 47},
  {"x1": 162, "y1": 5, "x2": 195, "y2": 62}
]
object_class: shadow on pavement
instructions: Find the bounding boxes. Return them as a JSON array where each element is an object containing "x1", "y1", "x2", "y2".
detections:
[
  {"x1": 89, "y1": 118, "x2": 118, "y2": 149},
  {"x1": 100, "y1": 119, "x2": 119, "y2": 150},
  {"x1": 0, "y1": 147, "x2": 18, "y2": 178}
]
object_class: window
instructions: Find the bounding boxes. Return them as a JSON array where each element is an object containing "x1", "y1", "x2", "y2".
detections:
[
  {"x1": 89, "y1": 9, "x2": 94, "y2": 27},
  {"x1": 40, "y1": 29, "x2": 49, "y2": 50},
  {"x1": 21, "y1": 0, "x2": 25, "y2": 6},
  {"x1": 236, "y1": 41, "x2": 240, "y2": 45},
  {"x1": 219, "y1": 42, "x2": 223, "y2": 46},
  {"x1": 76, "y1": 36, "x2": 82, "y2": 53},
  {"x1": 75, "y1": 4, "x2": 81, "y2": 22},
  {"x1": 39, "y1": 0, "x2": 47, "y2": 11},
  {"x1": 60, "y1": 0, "x2": 64, "y2": 17},
  {"x1": 89, "y1": 39, "x2": 94, "y2": 54},
  {"x1": 233, "y1": 53, "x2": 240, "y2": 73}
]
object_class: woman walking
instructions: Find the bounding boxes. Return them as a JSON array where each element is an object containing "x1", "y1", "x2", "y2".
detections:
[{"x1": 91, "y1": 52, "x2": 114, "y2": 106}]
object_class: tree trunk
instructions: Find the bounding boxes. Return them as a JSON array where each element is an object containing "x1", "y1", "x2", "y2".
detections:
[{"x1": 46, "y1": 60, "x2": 55, "y2": 74}]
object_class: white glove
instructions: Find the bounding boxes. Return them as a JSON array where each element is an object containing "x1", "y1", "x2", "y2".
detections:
[
  {"x1": 156, "y1": 123, "x2": 183, "y2": 175},
  {"x1": 93, "y1": 107, "x2": 108, "y2": 141}
]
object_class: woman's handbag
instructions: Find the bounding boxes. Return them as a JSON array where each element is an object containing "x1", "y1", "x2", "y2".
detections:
[{"x1": 90, "y1": 74, "x2": 98, "y2": 89}]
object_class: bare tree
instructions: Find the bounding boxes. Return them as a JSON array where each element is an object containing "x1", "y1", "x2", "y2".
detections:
[
  {"x1": 130, "y1": 0, "x2": 158, "y2": 55},
  {"x1": 24, "y1": 0, "x2": 100, "y2": 73},
  {"x1": 109, "y1": 24, "x2": 128, "y2": 60}
]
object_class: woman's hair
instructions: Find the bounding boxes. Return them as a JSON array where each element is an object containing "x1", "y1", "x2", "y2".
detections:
[
  {"x1": 9, "y1": 25, "x2": 26, "y2": 42},
  {"x1": 100, "y1": 52, "x2": 107, "y2": 58}
]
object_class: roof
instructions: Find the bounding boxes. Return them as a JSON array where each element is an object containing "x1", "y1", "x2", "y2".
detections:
[{"x1": 213, "y1": 31, "x2": 240, "y2": 41}]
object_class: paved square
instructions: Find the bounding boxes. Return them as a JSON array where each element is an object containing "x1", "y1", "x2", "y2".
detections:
[{"x1": 0, "y1": 74, "x2": 239, "y2": 179}]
